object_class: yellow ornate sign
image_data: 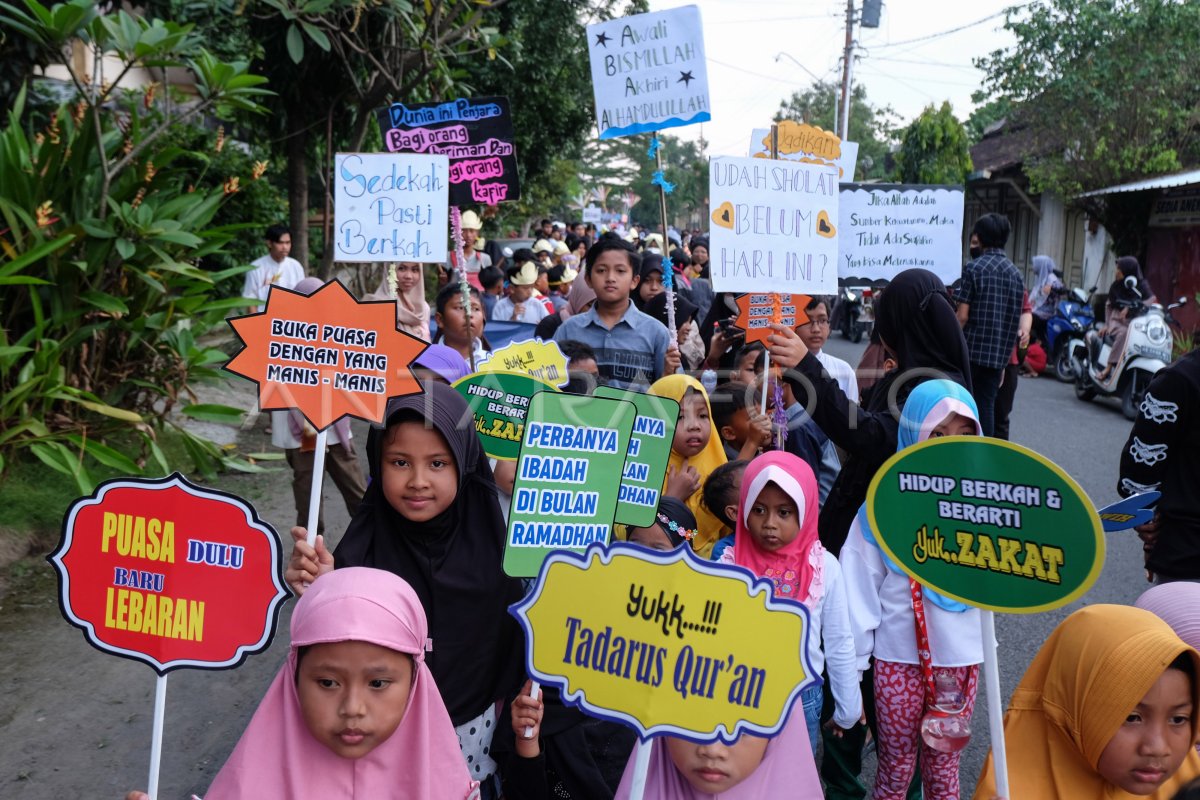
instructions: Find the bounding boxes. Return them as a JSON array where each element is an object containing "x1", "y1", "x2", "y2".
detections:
[
  {"x1": 475, "y1": 338, "x2": 569, "y2": 387},
  {"x1": 510, "y1": 543, "x2": 817, "y2": 741}
]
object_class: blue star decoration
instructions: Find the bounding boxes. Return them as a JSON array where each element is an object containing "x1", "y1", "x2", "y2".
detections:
[
  {"x1": 646, "y1": 137, "x2": 662, "y2": 160},
  {"x1": 678, "y1": 70, "x2": 695, "y2": 87},
  {"x1": 651, "y1": 170, "x2": 675, "y2": 194},
  {"x1": 594, "y1": 31, "x2": 610, "y2": 47}
]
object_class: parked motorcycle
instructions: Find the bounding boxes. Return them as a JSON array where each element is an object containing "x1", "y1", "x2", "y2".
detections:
[
  {"x1": 1071, "y1": 277, "x2": 1188, "y2": 419},
  {"x1": 834, "y1": 285, "x2": 874, "y2": 343},
  {"x1": 1045, "y1": 286, "x2": 1097, "y2": 382}
]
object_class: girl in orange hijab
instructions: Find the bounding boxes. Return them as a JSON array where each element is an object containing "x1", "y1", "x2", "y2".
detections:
[
  {"x1": 649, "y1": 375, "x2": 728, "y2": 558},
  {"x1": 974, "y1": 604, "x2": 1200, "y2": 800}
]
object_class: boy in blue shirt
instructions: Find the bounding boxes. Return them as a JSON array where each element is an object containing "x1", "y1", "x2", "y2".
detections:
[{"x1": 553, "y1": 235, "x2": 675, "y2": 390}]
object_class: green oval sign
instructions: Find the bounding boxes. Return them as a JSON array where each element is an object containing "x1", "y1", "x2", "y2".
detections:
[
  {"x1": 867, "y1": 437, "x2": 1104, "y2": 614},
  {"x1": 452, "y1": 371, "x2": 558, "y2": 460}
]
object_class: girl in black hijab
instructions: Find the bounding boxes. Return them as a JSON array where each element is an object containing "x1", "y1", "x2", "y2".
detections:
[
  {"x1": 766, "y1": 267, "x2": 971, "y2": 553},
  {"x1": 287, "y1": 381, "x2": 525, "y2": 796}
]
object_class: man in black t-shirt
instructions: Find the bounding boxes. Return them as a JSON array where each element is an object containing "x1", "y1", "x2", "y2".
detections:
[{"x1": 1118, "y1": 349, "x2": 1200, "y2": 582}]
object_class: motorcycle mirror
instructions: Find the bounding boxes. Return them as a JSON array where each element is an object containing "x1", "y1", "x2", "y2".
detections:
[
  {"x1": 1180, "y1": 296, "x2": 1189, "y2": 305},
  {"x1": 1124, "y1": 275, "x2": 1142, "y2": 297}
]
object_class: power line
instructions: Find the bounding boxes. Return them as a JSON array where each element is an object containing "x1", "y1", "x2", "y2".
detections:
[
  {"x1": 708, "y1": 57, "x2": 820, "y2": 86},
  {"x1": 870, "y1": 9, "x2": 1012, "y2": 49},
  {"x1": 870, "y1": 55, "x2": 982, "y2": 72},
  {"x1": 710, "y1": 13, "x2": 840, "y2": 25}
]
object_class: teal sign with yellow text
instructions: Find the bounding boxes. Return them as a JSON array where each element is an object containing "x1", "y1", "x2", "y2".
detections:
[
  {"x1": 452, "y1": 371, "x2": 558, "y2": 461},
  {"x1": 867, "y1": 437, "x2": 1104, "y2": 613}
]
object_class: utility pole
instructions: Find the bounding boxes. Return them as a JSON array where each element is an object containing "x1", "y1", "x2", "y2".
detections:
[{"x1": 839, "y1": 0, "x2": 855, "y2": 140}]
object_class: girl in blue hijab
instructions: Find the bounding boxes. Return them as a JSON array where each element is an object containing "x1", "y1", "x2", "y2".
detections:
[{"x1": 839, "y1": 379, "x2": 984, "y2": 800}]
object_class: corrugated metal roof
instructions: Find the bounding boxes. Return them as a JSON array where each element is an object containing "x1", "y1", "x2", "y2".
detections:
[{"x1": 1079, "y1": 169, "x2": 1200, "y2": 197}]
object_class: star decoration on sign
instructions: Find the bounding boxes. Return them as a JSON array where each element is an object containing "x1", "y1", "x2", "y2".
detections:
[
  {"x1": 595, "y1": 31, "x2": 611, "y2": 47},
  {"x1": 678, "y1": 70, "x2": 695, "y2": 87}
]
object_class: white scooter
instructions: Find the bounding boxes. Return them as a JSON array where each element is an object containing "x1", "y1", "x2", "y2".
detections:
[{"x1": 1071, "y1": 275, "x2": 1188, "y2": 419}]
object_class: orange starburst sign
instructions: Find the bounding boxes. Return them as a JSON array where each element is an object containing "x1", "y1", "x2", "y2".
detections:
[
  {"x1": 225, "y1": 279, "x2": 427, "y2": 429},
  {"x1": 733, "y1": 293, "x2": 810, "y2": 344}
]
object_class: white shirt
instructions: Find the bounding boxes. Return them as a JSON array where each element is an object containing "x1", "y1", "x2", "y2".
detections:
[
  {"x1": 491, "y1": 295, "x2": 549, "y2": 324},
  {"x1": 720, "y1": 549, "x2": 862, "y2": 728},
  {"x1": 839, "y1": 516, "x2": 983, "y2": 670},
  {"x1": 270, "y1": 411, "x2": 352, "y2": 451},
  {"x1": 816, "y1": 350, "x2": 860, "y2": 403},
  {"x1": 243, "y1": 254, "x2": 305, "y2": 311},
  {"x1": 448, "y1": 250, "x2": 492, "y2": 275}
]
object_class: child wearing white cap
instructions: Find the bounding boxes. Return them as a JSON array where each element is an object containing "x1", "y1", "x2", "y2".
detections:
[{"x1": 491, "y1": 259, "x2": 549, "y2": 324}]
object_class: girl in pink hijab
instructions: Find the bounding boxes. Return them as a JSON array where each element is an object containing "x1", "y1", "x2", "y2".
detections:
[
  {"x1": 612, "y1": 708, "x2": 822, "y2": 798},
  {"x1": 204, "y1": 567, "x2": 477, "y2": 799},
  {"x1": 717, "y1": 451, "x2": 862, "y2": 753}
]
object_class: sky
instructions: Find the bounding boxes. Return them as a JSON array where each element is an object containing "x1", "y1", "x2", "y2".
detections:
[{"x1": 646, "y1": 0, "x2": 1023, "y2": 157}]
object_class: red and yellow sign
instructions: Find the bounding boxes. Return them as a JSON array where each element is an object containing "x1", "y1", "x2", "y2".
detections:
[
  {"x1": 50, "y1": 474, "x2": 288, "y2": 673},
  {"x1": 733, "y1": 293, "x2": 810, "y2": 344},
  {"x1": 225, "y1": 279, "x2": 427, "y2": 429}
]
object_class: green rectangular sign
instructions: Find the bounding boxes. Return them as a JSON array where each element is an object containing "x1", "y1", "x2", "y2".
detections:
[
  {"x1": 595, "y1": 386, "x2": 679, "y2": 528},
  {"x1": 504, "y1": 391, "x2": 636, "y2": 577}
]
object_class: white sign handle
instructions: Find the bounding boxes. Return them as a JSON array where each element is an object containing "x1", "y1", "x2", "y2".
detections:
[
  {"x1": 980, "y1": 610, "x2": 1010, "y2": 799},
  {"x1": 628, "y1": 737, "x2": 654, "y2": 800},
  {"x1": 523, "y1": 680, "x2": 541, "y2": 739},
  {"x1": 305, "y1": 428, "x2": 329, "y2": 547},
  {"x1": 147, "y1": 673, "x2": 168, "y2": 800}
]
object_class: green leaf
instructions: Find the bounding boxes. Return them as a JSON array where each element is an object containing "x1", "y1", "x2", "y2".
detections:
[
  {"x1": 80, "y1": 290, "x2": 130, "y2": 315},
  {"x1": 0, "y1": 231, "x2": 77, "y2": 277},
  {"x1": 68, "y1": 397, "x2": 145, "y2": 423},
  {"x1": 286, "y1": 23, "x2": 303, "y2": 63},
  {"x1": 115, "y1": 237, "x2": 136, "y2": 259},
  {"x1": 181, "y1": 403, "x2": 245, "y2": 424},
  {"x1": 64, "y1": 434, "x2": 143, "y2": 474},
  {"x1": 298, "y1": 20, "x2": 330, "y2": 51},
  {"x1": 0, "y1": 275, "x2": 52, "y2": 285}
]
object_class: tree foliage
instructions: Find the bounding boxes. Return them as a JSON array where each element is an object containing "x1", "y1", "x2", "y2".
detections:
[
  {"x1": 975, "y1": 0, "x2": 1200, "y2": 250},
  {"x1": 775, "y1": 81, "x2": 896, "y2": 181},
  {"x1": 0, "y1": 0, "x2": 275, "y2": 487},
  {"x1": 892, "y1": 102, "x2": 973, "y2": 185}
]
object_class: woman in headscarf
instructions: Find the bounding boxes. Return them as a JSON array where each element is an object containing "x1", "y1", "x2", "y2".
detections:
[
  {"x1": 768, "y1": 268, "x2": 972, "y2": 554},
  {"x1": 973, "y1": 605, "x2": 1200, "y2": 800},
  {"x1": 204, "y1": 568, "x2": 477, "y2": 799},
  {"x1": 1099, "y1": 256, "x2": 1158, "y2": 381},
  {"x1": 766, "y1": 268, "x2": 971, "y2": 796},
  {"x1": 1029, "y1": 254, "x2": 1063, "y2": 344},
  {"x1": 364, "y1": 262, "x2": 432, "y2": 341}
]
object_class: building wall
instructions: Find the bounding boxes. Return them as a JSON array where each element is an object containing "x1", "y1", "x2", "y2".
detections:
[
  {"x1": 1145, "y1": 226, "x2": 1200, "y2": 335},
  {"x1": 964, "y1": 180, "x2": 1087, "y2": 289}
]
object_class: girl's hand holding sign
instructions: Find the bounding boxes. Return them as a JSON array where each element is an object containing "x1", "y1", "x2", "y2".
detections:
[{"x1": 286, "y1": 526, "x2": 334, "y2": 596}]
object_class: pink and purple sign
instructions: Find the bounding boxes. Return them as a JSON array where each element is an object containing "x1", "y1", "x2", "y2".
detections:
[{"x1": 376, "y1": 96, "x2": 520, "y2": 206}]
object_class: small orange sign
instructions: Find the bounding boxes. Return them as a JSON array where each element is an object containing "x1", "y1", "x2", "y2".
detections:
[
  {"x1": 225, "y1": 279, "x2": 427, "y2": 429},
  {"x1": 733, "y1": 293, "x2": 810, "y2": 344}
]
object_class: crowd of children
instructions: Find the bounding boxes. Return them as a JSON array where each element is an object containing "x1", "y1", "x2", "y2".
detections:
[{"x1": 126, "y1": 222, "x2": 1200, "y2": 799}]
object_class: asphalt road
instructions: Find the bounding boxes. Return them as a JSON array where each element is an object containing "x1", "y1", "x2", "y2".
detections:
[{"x1": 0, "y1": 339, "x2": 1147, "y2": 798}]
